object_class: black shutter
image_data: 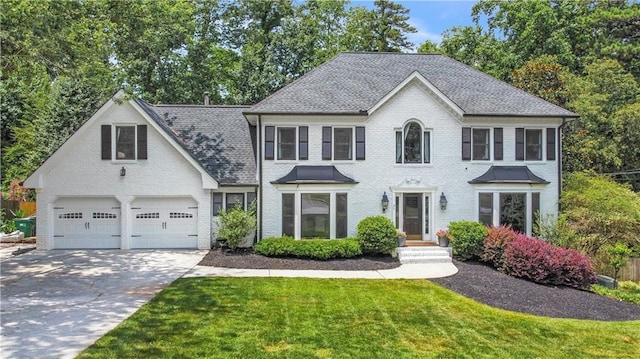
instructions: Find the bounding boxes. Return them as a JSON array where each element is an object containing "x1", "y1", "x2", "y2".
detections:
[
  {"x1": 299, "y1": 126, "x2": 308, "y2": 160},
  {"x1": 515, "y1": 128, "x2": 525, "y2": 161},
  {"x1": 355, "y1": 126, "x2": 365, "y2": 160},
  {"x1": 322, "y1": 126, "x2": 332, "y2": 160},
  {"x1": 546, "y1": 128, "x2": 556, "y2": 161},
  {"x1": 137, "y1": 125, "x2": 147, "y2": 159},
  {"x1": 462, "y1": 127, "x2": 471, "y2": 161},
  {"x1": 101, "y1": 125, "x2": 111, "y2": 160},
  {"x1": 494, "y1": 128, "x2": 503, "y2": 161},
  {"x1": 265, "y1": 126, "x2": 275, "y2": 160}
]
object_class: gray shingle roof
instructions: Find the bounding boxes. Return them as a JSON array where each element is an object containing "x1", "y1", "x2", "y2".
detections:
[
  {"x1": 136, "y1": 100, "x2": 257, "y2": 186},
  {"x1": 247, "y1": 52, "x2": 578, "y2": 117}
]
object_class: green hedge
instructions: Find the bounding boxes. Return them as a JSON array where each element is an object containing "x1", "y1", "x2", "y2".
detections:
[
  {"x1": 356, "y1": 215, "x2": 398, "y2": 254},
  {"x1": 254, "y1": 237, "x2": 362, "y2": 260},
  {"x1": 448, "y1": 221, "x2": 488, "y2": 261}
]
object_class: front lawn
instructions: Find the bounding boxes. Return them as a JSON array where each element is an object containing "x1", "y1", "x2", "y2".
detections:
[{"x1": 78, "y1": 278, "x2": 640, "y2": 359}]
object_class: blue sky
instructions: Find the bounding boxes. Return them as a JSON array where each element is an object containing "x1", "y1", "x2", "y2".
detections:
[{"x1": 353, "y1": 0, "x2": 479, "y2": 48}]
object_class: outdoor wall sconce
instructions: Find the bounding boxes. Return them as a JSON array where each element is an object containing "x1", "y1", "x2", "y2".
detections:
[
  {"x1": 440, "y1": 192, "x2": 448, "y2": 210},
  {"x1": 381, "y1": 192, "x2": 389, "y2": 213},
  {"x1": 120, "y1": 166, "x2": 126, "y2": 177}
]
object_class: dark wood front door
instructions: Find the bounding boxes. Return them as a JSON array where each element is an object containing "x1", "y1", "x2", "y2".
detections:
[{"x1": 403, "y1": 194, "x2": 422, "y2": 240}]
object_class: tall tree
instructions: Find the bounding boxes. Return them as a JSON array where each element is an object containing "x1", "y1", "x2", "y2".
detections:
[{"x1": 343, "y1": 0, "x2": 416, "y2": 52}]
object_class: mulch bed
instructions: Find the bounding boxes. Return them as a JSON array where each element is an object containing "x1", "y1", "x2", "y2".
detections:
[
  {"x1": 199, "y1": 249, "x2": 401, "y2": 270},
  {"x1": 432, "y1": 260, "x2": 640, "y2": 321},
  {"x1": 199, "y1": 249, "x2": 640, "y2": 321}
]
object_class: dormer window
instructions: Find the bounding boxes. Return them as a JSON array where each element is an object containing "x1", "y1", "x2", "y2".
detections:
[{"x1": 396, "y1": 121, "x2": 430, "y2": 164}]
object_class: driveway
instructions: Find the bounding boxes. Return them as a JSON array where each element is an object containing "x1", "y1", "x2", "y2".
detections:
[{"x1": 0, "y1": 249, "x2": 207, "y2": 359}]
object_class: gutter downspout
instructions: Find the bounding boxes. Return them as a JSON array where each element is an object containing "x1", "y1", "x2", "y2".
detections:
[
  {"x1": 257, "y1": 115, "x2": 263, "y2": 241},
  {"x1": 558, "y1": 117, "x2": 567, "y2": 211}
]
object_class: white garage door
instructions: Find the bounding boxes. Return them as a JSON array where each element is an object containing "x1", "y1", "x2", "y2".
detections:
[
  {"x1": 130, "y1": 197, "x2": 198, "y2": 249},
  {"x1": 53, "y1": 198, "x2": 121, "y2": 249}
]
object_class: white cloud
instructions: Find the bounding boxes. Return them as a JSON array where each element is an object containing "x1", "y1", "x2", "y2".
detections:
[{"x1": 406, "y1": 18, "x2": 442, "y2": 52}]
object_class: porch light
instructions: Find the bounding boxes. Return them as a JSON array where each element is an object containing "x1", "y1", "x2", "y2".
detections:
[
  {"x1": 381, "y1": 192, "x2": 389, "y2": 213},
  {"x1": 120, "y1": 166, "x2": 126, "y2": 177},
  {"x1": 440, "y1": 192, "x2": 448, "y2": 210}
]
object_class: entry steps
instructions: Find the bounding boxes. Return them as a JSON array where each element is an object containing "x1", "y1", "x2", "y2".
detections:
[{"x1": 397, "y1": 246, "x2": 452, "y2": 264}]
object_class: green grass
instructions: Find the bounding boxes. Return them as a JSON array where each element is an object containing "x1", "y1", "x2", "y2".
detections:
[
  {"x1": 78, "y1": 278, "x2": 640, "y2": 359},
  {"x1": 592, "y1": 281, "x2": 640, "y2": 305}
]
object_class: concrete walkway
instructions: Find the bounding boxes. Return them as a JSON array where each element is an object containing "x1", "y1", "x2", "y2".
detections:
[{"x1": 185, "y1": 262, "x2": 458, "y2": 279}]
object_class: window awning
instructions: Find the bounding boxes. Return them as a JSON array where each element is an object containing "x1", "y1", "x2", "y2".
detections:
[
  {"x1": 469, "y1": 166, "x2": 549, "y2": 184},
  {"x1": 271, "y1": 166, "x2": 358, "y2": 184}
]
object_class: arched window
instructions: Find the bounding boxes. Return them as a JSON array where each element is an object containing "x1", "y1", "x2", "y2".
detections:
[{"x1": 396, "y1": 121, "x2": 431, "y2": 164}]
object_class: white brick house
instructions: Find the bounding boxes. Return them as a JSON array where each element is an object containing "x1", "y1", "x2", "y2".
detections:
[
  {"x1": 25, "y1": 91, "x2": 256, "y2": 250},
  {"x1": 25, "y1": 52, "x2": 577, "y2": 249},
  {"x1": 244, "y1": 53, "x2": 577, "y2": 243}
]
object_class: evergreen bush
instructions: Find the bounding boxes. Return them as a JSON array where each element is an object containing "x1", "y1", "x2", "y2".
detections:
[
  {"x1": 254, "y1": 237, "x2": 362, "y2": 260},
  {"x1": 448, "y1": 221, "x2": 488, "y2": 261},
  {"x1": 356, "y1": 215, "x2": 398, "y2": 255}
]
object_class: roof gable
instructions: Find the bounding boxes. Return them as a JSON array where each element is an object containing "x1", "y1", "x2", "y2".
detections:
[
  {"x1": 25, "y1": 91, "x2": 222, "y2": 189},
  {"x1": 247, "y1": 52, "x2": 578, "y2": 118}
]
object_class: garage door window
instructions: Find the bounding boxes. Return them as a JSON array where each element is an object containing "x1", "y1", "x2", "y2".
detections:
[
  {"x1": 136, "y1": 212, "x2": 160, "y2": 219},
  {"x1": 93, "y1": 213, "x2": 117, "y2": 219},
  {"x1": 170, "y1": 212, "x2": 193, "y2": 219},
  {"x1": 59, "y1": 212, "x2": 83, "y2": 219}
]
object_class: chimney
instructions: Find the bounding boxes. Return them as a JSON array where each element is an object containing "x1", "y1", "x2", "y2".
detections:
[{"x1": 204, "y1": 91, "x2": 210, "y2": 106}]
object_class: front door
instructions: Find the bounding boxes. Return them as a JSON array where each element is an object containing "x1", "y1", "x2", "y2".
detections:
[{"x1": 403, "y1": 193, "x2": 422, "y2": 240}]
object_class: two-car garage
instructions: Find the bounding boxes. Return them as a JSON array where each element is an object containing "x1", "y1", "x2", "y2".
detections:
[{"x1": 53, "y1": 197, "x2": 198, "y2": 249}]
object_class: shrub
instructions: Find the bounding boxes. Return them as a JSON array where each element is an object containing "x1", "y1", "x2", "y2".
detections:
[
  {"x1": 503, "y1": 236, "x2": 596, "y2": 289},
  {"x1": 254, "y1": 237, "x2": 362, "y2": 260},
  {"x1": 356, "y1": 216, "x2": 398, "y2": 255},
  {"x1": 482, "y1": 226, "x2": 521, "y2": 270},
  {"x1": 448, "y1": 221, "x2": 488, "y2": 261},
  {"x1": 604, "y1": 243, "x2": 632, "y2": 286},
  {"x1": 216, "y1": 203, "x2": 257, "y2": 251}
]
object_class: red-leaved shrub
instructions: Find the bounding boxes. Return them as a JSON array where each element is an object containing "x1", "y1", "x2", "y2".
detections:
[
  {"x1": 503, "y1": 236, "x2": 597, "y2": 289},
  {"x1": 482, "y1": 226, "x2": 521, "y2": 270}
]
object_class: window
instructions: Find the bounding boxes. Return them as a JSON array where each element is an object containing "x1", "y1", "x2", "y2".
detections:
[
  {"x1": 334, "y1": 128, "x2": 353, "y2": 160},
  {"x1": 101, "y1": 124, "x2": 147, "y2": 160},
  {"x1": 277, "y1": 127, "x2": 296, "y2": 160},
  {"x1": 282, "y1": 193, "x2": 295, "y2": 237},
  {"x1": 281, "y1": 192, "x2": 348, "y2": 239},
  {"x1": 500, "y1": 193, "x2": 527, "y2": 233},
  {"x1": 472, "y1": 129, "x2": 490, "y2": 160},
  {"x1": 396, "y1": 122, "x2": 430, "y2": 164},
  {"x1": 525, "y1": 129, "x2": 542, "y2": 161},
  {"x1": 322, "y1": 127, "x2": 364, "y2": 161},
  {"x1": 213, "y1": 193, "x2": 223, "y2": 216},
  {"x1": 247, "y1": 192, "x2": 256, "y2": 206},
  {"x1": 477, "y1": 191, "x2": 541, "y2": 235},
  {"x1": 115, "y1": 126, "x2": 136, "y2": 159},
  {"x1": 301, "y1": 194, "x2": 330, "y2": 238},
  {"x1": 336, "y1": 193, "x2": 348, "y2": 238},
  {"x1": 478, "y1": 193, "x2": 493, "y2": 226},
  {"x1": 516, "y1": 128, "x2": 555, "y2": 161},
  {"x1": 225, "y1": 193, "x2": 245, "y2": 210}
]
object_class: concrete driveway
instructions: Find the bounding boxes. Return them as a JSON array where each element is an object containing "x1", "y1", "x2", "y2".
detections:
[{"x1": 0, "y1": 249, "x2": 207, "y2": 359}]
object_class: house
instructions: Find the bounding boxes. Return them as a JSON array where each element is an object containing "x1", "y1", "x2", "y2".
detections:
[
  {"x1": 25, "y1": 92, "x2": 256, "y2": 249},
  {"x1": 245, "y1": 53, "x2": 577, "y2": 242},
  {"x1": 25, "y1": 52, "x2": 577, "y2": 250}
]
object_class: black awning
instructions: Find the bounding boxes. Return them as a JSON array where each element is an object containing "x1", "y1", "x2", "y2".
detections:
[
  {"x1": 271, "y1": 166, "x2": 357, "y2": 184},
  {"x1": 469, "y1": 166, "x2": 549, "y2": 184}
]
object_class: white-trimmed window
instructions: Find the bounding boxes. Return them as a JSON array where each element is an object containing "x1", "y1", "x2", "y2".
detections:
[
  {"x1": 477, "y1": 191, "x2": 541, "y2": 235},
  {"x1": 281, "y1": 192, "x2": 348, "y2": 239},
  {"x1": 101, "y1": 124, "x2": 147, "y2": 161},
  {"x1": 516, "y1": 128, "x2": 556, "y2": 161},
  {"x1": 396, "y1": 121, "x2": 431, "y2": 164},
  {"x1": 264, "y1": 126, "x2": 308, "y2": 161},
  {"x1": 213, "y1": 191, "x2": 256, "y2": 216},
  {"x1": 322, "y1": 126, "x2": 365, "y2": 161},
  {"x1": 472, "y1": 128, "x2": 490, "y2": 160}
]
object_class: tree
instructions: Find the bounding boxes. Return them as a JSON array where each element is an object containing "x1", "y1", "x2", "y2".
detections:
[
  {"x1": 604, "y1": 243, "x2": 632, "y2": 287},
  {"x1": 563, "y1": 59, "x2": 640, "y2": 177},
  {"x1": 511, "y1": 55, "x2": 570, "y2": 107},
  {"x1": 561, "y1": 172, "x2": 640, "y2": 257},
  {"x1": 342, "y1": 0, "x2": 416, "y2": 52},
  {"x1": 417, "y1": 40, "x2": 439, "y2": 54}
]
